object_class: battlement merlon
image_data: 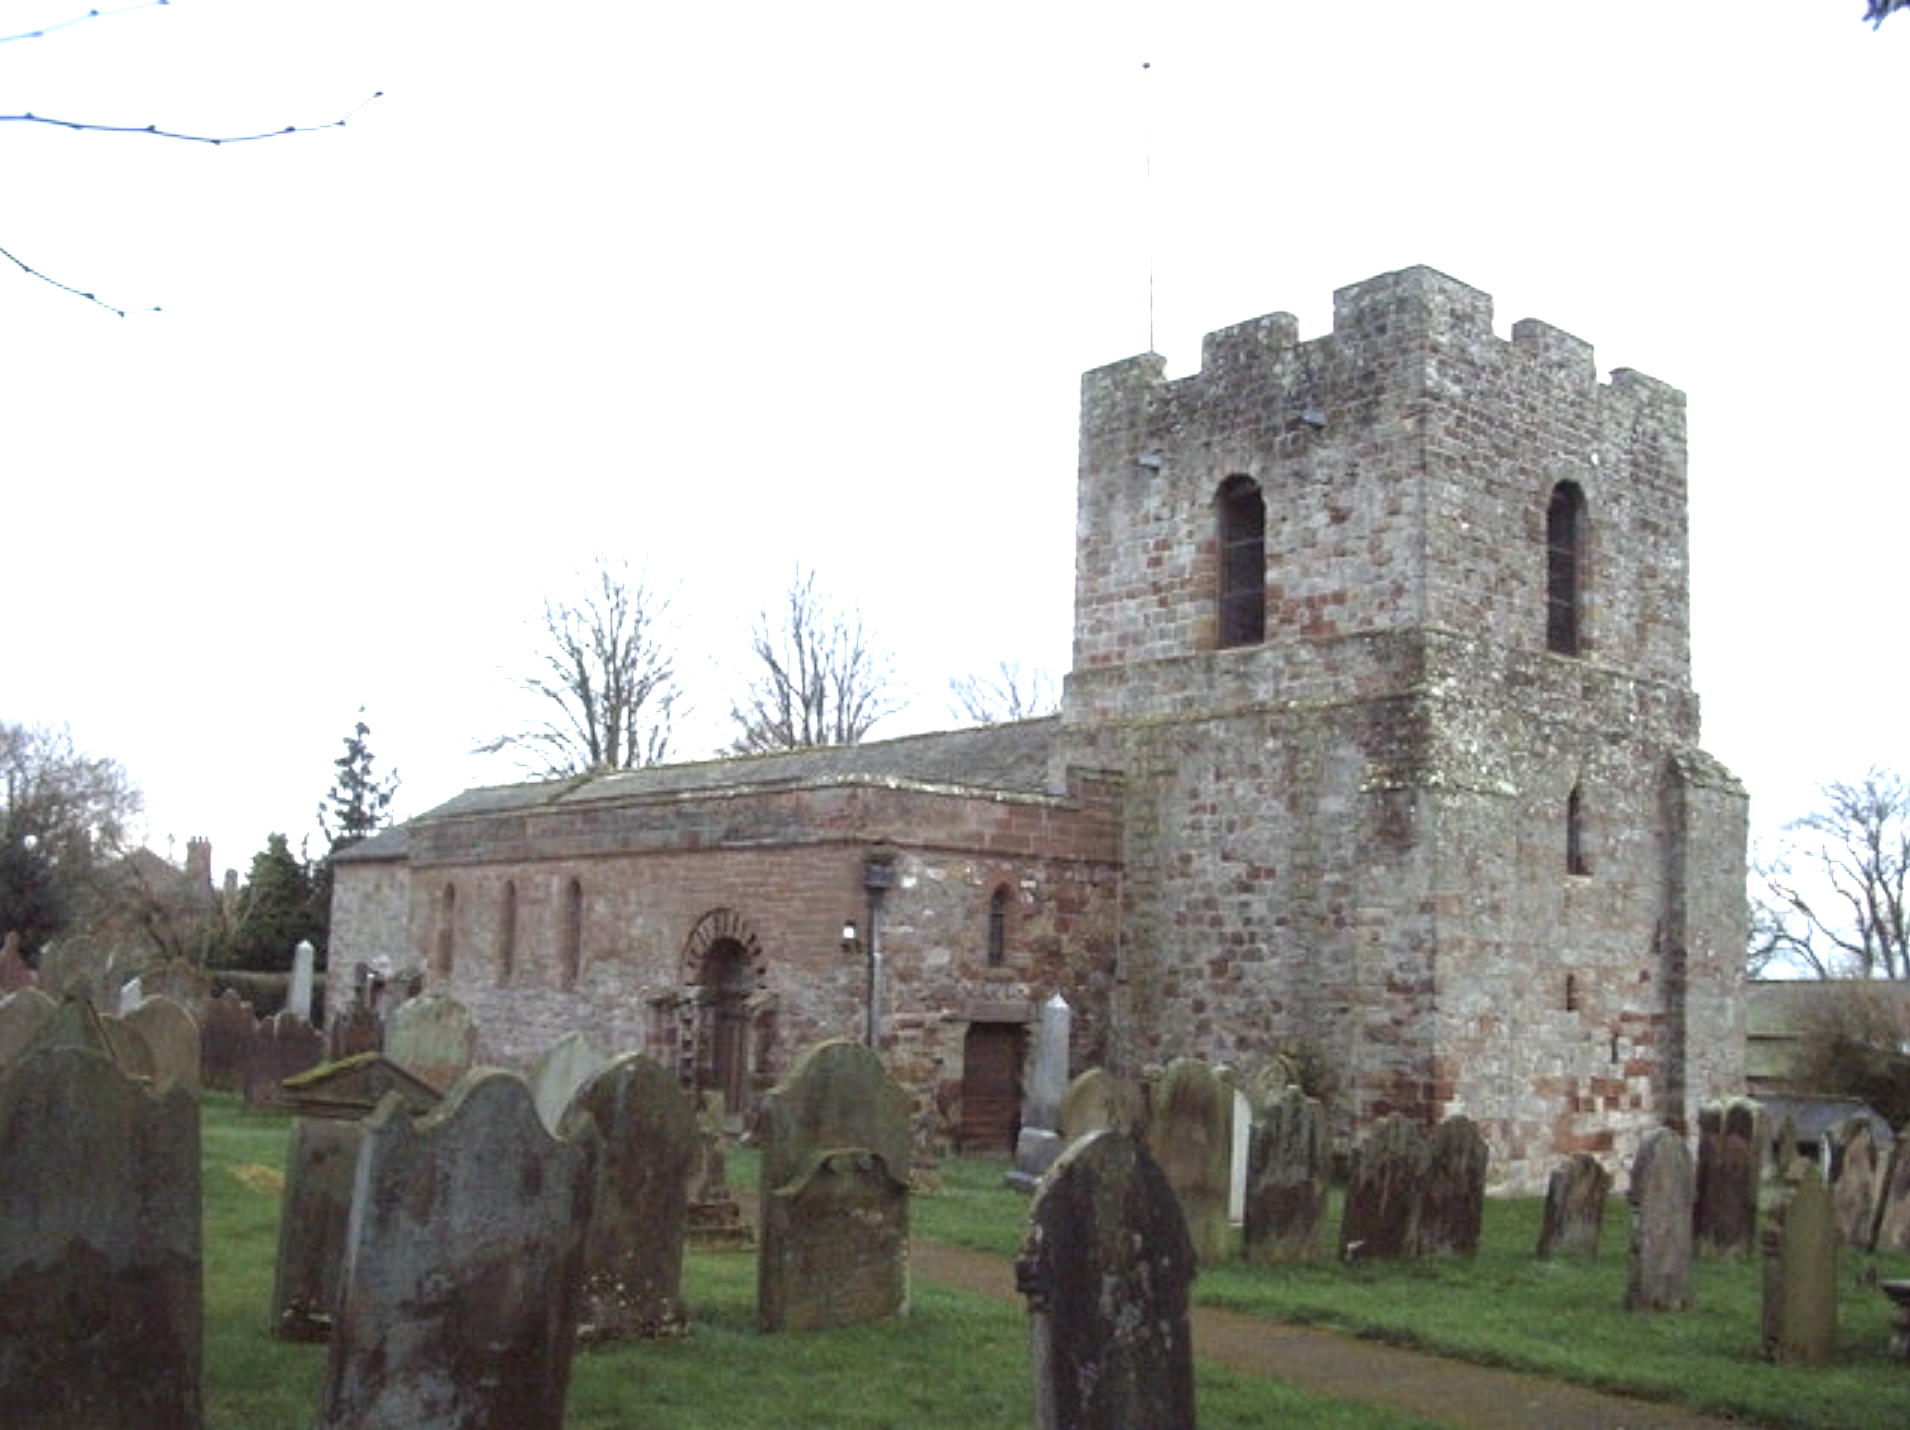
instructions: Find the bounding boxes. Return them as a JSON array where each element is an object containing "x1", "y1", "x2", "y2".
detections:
[{"x1": 1077, "y1": 266, "x2": 1685, "y2": 450}]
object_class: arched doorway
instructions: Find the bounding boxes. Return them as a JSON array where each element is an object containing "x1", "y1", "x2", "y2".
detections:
[{"x1": 698, "y1": 936, "x2": 754, "y2": 1116}]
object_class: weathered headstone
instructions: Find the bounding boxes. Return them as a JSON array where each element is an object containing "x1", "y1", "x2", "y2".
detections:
[
  {"x1": 1537, "y1": 1153, "x2": 1612, "y2": 1258},
  {"x1": 1875, "y1": 1139, "x2": 1910, "y2": 1253},
  {"x1": 1694, "y1": 1098, "x2": 1762, "y2": 1258},
  {"x1": 326, "y1": 996, "x2": 383, "y2": 1062},
  {"x1": 1829, "y1": 1116, "x2": 1885, "y2": 1250},
  {"x1": 559, "y1": 1052, "x2": 697, "y2": 1339},
  {"x1": 530, "y1": 1030, "x2": 610, "y2": 1135},
  {"x1": 0, "y1": 1044, "x2": 202, "y2": 1429},
  {"x1": 1059, "y1": 1066, "x2": 1141, "y2": 1143},
  {"x1": 1228, "y1": 1084, "x2": 1251, "y2": 1225},
  {"x1": 199, "y1": 988, "x2": 257, "y2": 1092},
  {"x1": 125, "y1": 995, "x2": 202, "y2": 1094},
  {"x1": 244, "y1": 1010, "x2": 325, "y2": 1110},
  {"x1": 1761, "y1": 1162, "x2": 1838, "y2": 1364},
  {"x1": 1005, "y1": 993, "x2": 1071, "y2": 1191},
  {"x1": 1418, "y1": 1115, "x2": 1488, "y2": 1257},
  {"x1": 1243, "y1": 1084, "x2": 1330, "y2": 1264},
  {"x1": 384, "y1": 992, "x2": 478, "y2": 1093},
  {"x1": 0, "y1": 986, "x2": 57, "y2": 1067},
  {"x1": 317, "y1": 1070, "x2": 591, "y2": 1430},
  {"x1": 288, "y1": 939, "x2": 317, "y2": 1025},
  {"x1": 1016, "y1": 1131, "x2": 1195, "y2": 1430},
  {"x1": 1144, "y1": 1057, "x2": 1234, "y2": 1265},
  {"x1": 0, "y1": 930, "x2": 35, "y2": 992},
  {"x1": 685, "y1": 1091, "x2": 753, "y2": 1250},
  {"x1": 272, "y1": 1054, "x2": 445, "y2": 1342},
  {"x1": 1340, "y1": 1114, "x2": 1427, "y2": 1262},
  {"x1": 757, "y1": 1039, "x2": 911, "y2": 1332},
  {"x1": 1626, "y1": 1125, "x2": 1695, "y2": 1312}
]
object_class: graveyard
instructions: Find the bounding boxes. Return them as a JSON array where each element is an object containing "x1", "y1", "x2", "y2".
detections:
[{"x1": 183, "y1": 1093, "x2": 1909, "y2": 1428}]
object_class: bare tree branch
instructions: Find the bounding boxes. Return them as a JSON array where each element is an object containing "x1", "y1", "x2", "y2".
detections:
[
  {"x1": 728, "y1": 566, "x2": 902, "y2": 754},
  {"x1": 0, "y1": 1, "x2": 170, "y2": 48},
  {"x1": 948, "y1": 660, "x2": 1059, "y2": 726},
  {"x1": 0, "y1": 90, "x2": 383, "y2": 146},
  {"x1": 1752, "y1": 767, "x2": 1910, "y2": 979}
]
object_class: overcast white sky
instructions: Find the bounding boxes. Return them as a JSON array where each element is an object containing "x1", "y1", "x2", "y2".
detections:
[{"x1": 3, "y1": 1, "x2": 1904, "y2": 877}]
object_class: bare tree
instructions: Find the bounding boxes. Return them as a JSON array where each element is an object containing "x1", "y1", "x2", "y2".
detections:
[
  {"x1": 1752, "y1": 767, "x2": 1910, "y2": 979},
  {"x1": 728, "y1": 567, "x2": 902, "y2": 754},
  {"x1": 0, "y1": 720, "x2": 142, "y2": 956},
  {"x1": 479, "y1": 560, "x2": 681, "y2": 777},
  {"x1": 947, "y1": 660, "x2": 1060, "y2": 726}
]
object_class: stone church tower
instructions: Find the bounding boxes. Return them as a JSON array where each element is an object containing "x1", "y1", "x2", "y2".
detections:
[{"x1": 1056, "y1": 266, "x2": 1746, "y2": 1187}]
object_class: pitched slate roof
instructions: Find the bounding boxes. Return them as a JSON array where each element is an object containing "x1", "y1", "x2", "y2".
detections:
[{"x1": 335, "y1": 718, "x2": 1066, "y2": 862}]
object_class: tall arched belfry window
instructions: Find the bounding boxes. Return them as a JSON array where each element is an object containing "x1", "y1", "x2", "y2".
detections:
[
  {"x1": 1218, "y1": 475, "x2": 1266, "y2": 648},
  {"x1": 1546, "y1": 481, "x2": 1585, "y2": 656}
]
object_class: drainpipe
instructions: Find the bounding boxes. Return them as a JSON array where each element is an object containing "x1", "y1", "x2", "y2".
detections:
[{"x1": 862, "y1": 850, "x2": 897, "y2": 1048}]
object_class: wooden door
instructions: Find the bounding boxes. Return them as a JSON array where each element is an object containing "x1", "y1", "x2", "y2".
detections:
[{"x1": 959, "y1": 1022, "x2": 1024, "y2": 1154}]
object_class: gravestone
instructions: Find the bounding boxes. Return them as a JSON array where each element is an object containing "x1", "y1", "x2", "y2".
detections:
[
  {"x1": 1059, "y1": 1066, "x2": 1141, "y2": 1143},
  {"x1": 559, "y1": 1052, "x2": 697, "y2": 1338},
  {"x1": 1694, "y1": 1098, "x2": 1762, "y2": 1258},
  {"x1": 1537, "y1": 1153, "x2": 1612, "y2": 1258},
  {"x1": 1829, "y1": 1116, "x2": 1885, "y2": 1250},
  {"x1": 1761, "y1": 1162, "x2": 1837, "y2": 1364},
  {"x1": 530, "y1": 1030, "x2": 610, "y2": 1135},
  {"x1": 385, "y1": 992, "x2": 478, "y2": 1093},
  {"x1": 1243, "y1": 1084, "x2": 1330, "y2": 1264},
  {"x1": 1875, "y1": 1140, "x2": 1910, "y2": 1253},
  {"x1": 1016, "y1": 1131, "x2": 1195, "y2": 1430},
  {"x1": 199, "y1": 989, "x2": 257, "y2": 1092},
  {"x1": 1144, "y1": 1058, "x2": 1234, "y2": 1264},
  {"x1": 272, "y1": 1054, "x2": 445, "y2": 1342},
  {"x1": 0, "y1": 986, "x2": 57, "y2": 1066},
  {"x1": 125, "y1": 995, "x2": 202, "y2": 1094},
  {"x1": 1228, "y1": 1085, "x2": 1251, "y2": 1225},
  {"x1": 0, "y1": 930, "x2": 34, "y2": 992},
  {"x1": 757, "y1": 1039, "x2": 911, "y2": 1332},
  {"x1": 1340, "y1": 1114, "x2": 1427, "y2": 1262},
  {"x1": 318, "y1": 1070, "x2": 591, "y2": 1430},
  {"x1": 1005, "y1": 993, "x2": 1071, "y2": 1191},
  {"x1": 685, "y1": 1091, "x2": 753, "y2": 1250},
  {"x1": 1626, "y1": 1125, "x2": 1695, "y2": 1312},
  {"x1": 244, "y1": 1010, "x2": 325, "y2": 1110},
  {"x1": 288, "y1": 940, "x2": 317, "y2": 1025},
  {"x1": 1418, "y1": 1115, "x2": 1488, "y2": 1257},
  {"x1": 326, "y1": 996, "x2": 383, "y2": 1061},
  {"x1": 0, "y1": 1044, "x2": 201, "y2": 1429},
  {"x1": 30, "y1": 994, "x2": 154, "y2": 1080}
]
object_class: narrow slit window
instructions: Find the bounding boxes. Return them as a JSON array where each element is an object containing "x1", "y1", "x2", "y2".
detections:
[
  {"x1": 987, "y1": 885, "x2": 1009, "y2": 968},
  {"x1": 498, "y1": 881, "x2": 516, "y2": 986},
  {"x1": 1566, "y1": 784, "x2": 1590, "y2": 876},
  {"x1": 1217, "y1": 475, "x2": 1267, "y2": 648},
  {"x1": 561, "y1": 877, "x2": 583, "y2": 989},
  {"x1": 1546, "y1": 482, "x2": 1585, "y2": 656},
  {"x1": 435, "y1": 883, "x2": 456, "y2": 976}
]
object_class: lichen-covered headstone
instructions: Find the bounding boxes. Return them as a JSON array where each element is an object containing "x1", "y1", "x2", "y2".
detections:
[
  {"x1": 1006, "y1": 993, "x2": 1071, "y2": 1191},
  {"x1": 530, "y1": 1030, "x2": 610, "y2": 1135},
  {"x1": 1418, "y1": 1115, "x2": 1488, "y2": 1257},
  {"x1": 1144, "y1": 1057, "x2": 1233, "y2": 1265},
  {"x1": 1016, "y1": 1131, "x2": 1195, "y2": 1430},
  {"x1": 125, "y1": 995, "x2": 202, "y2": 1094},
  {"x1": 1829, "y1": 1116, "x2": 1884, "y2": 1250},
  {"x1": 1243, "y1": 1083, "x2": 1329, "y2": 1264},
  {"x1": 1875, "y1": 1140, "x2": 1910, "y2": 1253},
  {"x1": 1694, "y1": 1098, "x2": 1762, "y2": 1257},
  {"x1": 1626, "y1": 1125, "x2": 1694, "y2": 1312},
  {"x1": 272, "y1": 1055, "x2": 444, "y2": 1342},
  {"x1": 318, "y1": 1070, "x2": 591, "y2": 1430},
  {"x1": 1761, "y1": 1162, "x2": 1837, "y2": 1364},
  {"x1": 757, "y1": 1039, "x2": 911, "y2": 1332},
  {"x1": 1059, "y1": 1066, "x2": 1142, "y2": 1144},
  {"x1": 199, "y1": 989, "x2": 256, "y2": 1092},
  {"x1": 1339, "y1": 1114, "x2": 1426, "y2": 1262},
  {"x1": 0, "y1": 1045, "x2": 202, "y2": 1429},
  {"x1": 384, "y1": 992, "x2": 478, "y2": 1093},
  {"x1": 1537, "y1": 1153, "x2": 1612, "y2": 1258},
  {"x1": 243, "y1": 1009, "x2": 324, "y2": 1110},
  {"x1": 0, "y1": 986, "x2": 57, "y2": 1067},
  {"x1": 559, "y1": 1052, "x2": 697, "y2": 1338}
]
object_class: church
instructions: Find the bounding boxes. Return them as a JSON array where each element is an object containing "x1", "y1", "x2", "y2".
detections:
[{"x1": 331, "y1": 266, "x2": 1748, "y2": 1192}]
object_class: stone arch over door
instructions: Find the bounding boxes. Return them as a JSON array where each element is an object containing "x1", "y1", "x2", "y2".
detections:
[{"x1": 678, "y1": 908, "x2": 774, "y2": 1124}]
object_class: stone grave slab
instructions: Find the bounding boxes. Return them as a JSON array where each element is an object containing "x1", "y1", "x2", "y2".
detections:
[
  {"x1": 1537, "y1": 1153, "x2": 1611, "y2": 1258},
  {"x1": 1761, "y1": 1162, "x2": 1837, "y2": 1364},
  {"x1": 125, "y1": 995, "x2": 202, "y2": 1094},
  {"x1": 1144, "y1": 1057, "x2": 1233, "y2": 1265},
  {"x1": 1339, "y1": 1114, "x2": 1426, "y2": 1262},
  {"x1": 1243, "y1": 1084, "x2": 1329, "y2": 1264},
  {"x1": 385, "y1": 992, "x2": 477, "y2": 1093},
  {"x1": 1626, "y1": 1125, "x2": 1695, "y2": 1312},
  {"x1": 1418, "y1": 1115, "x2": 1488, "y2": 1257}
]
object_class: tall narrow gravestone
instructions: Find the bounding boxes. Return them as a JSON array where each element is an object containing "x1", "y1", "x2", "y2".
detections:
[
  {"x1": 1340, "y1": 1114, "x2": 1427, "y2": 1262},
  {"x1": 1418, "y1": 1116, "x2": 1488, "y2": 1257},
  {"x1": 757, "y1": 1039, "x2": 911, "y2": 1332},
  {"x1": 1626, "y1": 1125, "x2": 1695, "y2": 1312},
  {"x1": 559, "y1": 1052, "x2": 697, "y2": 1339},
  {"x1": 1829, "y1": 1117, "x2": 1885, "y2": 1250},
  {"x1": 1761, "y1": 1162, "x2": 1838, "y2": 1365},
  {"x1": 1016, "y1": 1131, "x2": 1196, "y2": 1430},
  {"x1": 1694, "y1": 1098, "x2": 1762, "y2": 1258},
  {"x1": 1145, "y1": 1058, "x2": 1234, "y2": 1264},
  {"x1": 317, "y1": 1071, "x2": 592, "y2": 1430},
  {"x1": 0, "y1": 1045, "x2": 202, "y2": 1429},
  {"x1": 1006, "y1": 994, "x2": 1071, "y2": 1191},
  {"x1": 1243, "y1": 1084, "x2": 1330, "y2": 1264},
  {"x1": 288, "y1": 940, "x2": 317, "y2": 1025}
]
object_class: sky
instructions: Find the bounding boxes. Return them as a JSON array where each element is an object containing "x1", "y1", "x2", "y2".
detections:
[{"x1": 2, "y1": 1, "x2": 1905, "y2": 880}]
